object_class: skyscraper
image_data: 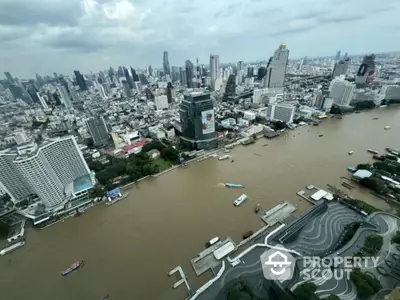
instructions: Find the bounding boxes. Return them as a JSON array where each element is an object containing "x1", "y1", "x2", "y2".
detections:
[
  {"x1": 332, "y1": 58, "x2": 350, "y2": 79},
  {"x1": 57, "y1": 85, "x2": 73, "y2": 108},
  {"x1": 130, "y1": 67, "x2": 139, "y2": 81},
  {"x1": 167, "y1": 82, "x2": 173, "y2": 103},
  {"x1": 122, "y1": 80, "x2": 133, "y2": 97},
  {"x1": 224, "y1": 75, "x2": 236, "y2": 101},
  {"x1": 185, "y1": 60, "x2": 194, "y2": 89},
  {"x1": 163, "y1": 51, "x2": 170, "y2": 75},
  {"x1": 180, "y1": 68, "x2": 187, "y2": 86},
  {"x1": 266, "y1": 43, "x2": 289, "y2": 89},
  {"x1": 335, "y1": 50, "x2": 341, "y2": 61},
  {"x1": 180, "y1": 91, "x2": 217, "y2": 150},
  {"x1": 123, "y1": 67, "x2": 134, "y2": 89},
  {"x1": 355, "y1": 54, "x2": 376, "y2": 88},
  {"x1": 74, "y1": 70, "x2": 88, "y2": 91},
  {"x1": 210, "y1": 54, "x2": 220, "y2": 90},
  {"x1": 85, "y1": 116, "x2": 110, "y2": 146},
  {"x1": 1, "y1": 136, "x2": 92, "y2": 208},
  {"x1": 4, "y1": 72, "x2": 15, "y2": 84},
  {"x1": 329, "y1": 76, "x2": 356, "y2": 106}
]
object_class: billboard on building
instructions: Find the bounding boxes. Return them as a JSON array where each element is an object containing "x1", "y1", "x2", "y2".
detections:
[{"x1": 201, "y1": 109, "x2": 215, "y2": 134}]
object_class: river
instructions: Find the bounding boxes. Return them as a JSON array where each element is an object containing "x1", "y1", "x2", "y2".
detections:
[{"x1": 1, "y1": 107, "x2": 399, "y2": 300}]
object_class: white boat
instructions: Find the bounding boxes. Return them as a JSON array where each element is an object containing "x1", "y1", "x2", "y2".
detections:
[
  {"x1": 0, "y1": 241, "x2": 25, "y2": 256},
  {"x1": 367, "y1": 149, "x2": 379, "y2": 154},
  {"x1": 218, "y1": 155, "x2": 230, "y2": 161},
  {"x1": 384, "y1": 126, "x2": 391, "y2": 130},
  {"x1": 348, "y1": 151, "x2": 354, "y2": 155},
  {"x1": 224, "y1": 149, "x2": 231, "y2": 153},
  {"x1": 233, "y1": 194, "x2": 248, "y2": 207},
  {"x1": 206, "y1": 237, "x2": 220, "y2": 247}
]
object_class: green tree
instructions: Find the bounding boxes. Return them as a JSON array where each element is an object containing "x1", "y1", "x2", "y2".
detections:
[
  {"x1": 89, "y1": 184, "x2": 105, "y2": 198},
  {"x1": 325, "y1": 295, "x2": 341, "y2": 300},
  {"x1": 88, "y1": 160, "x2": 105, "y2": 172},
  {"x1": 356, "y1": 163, "x2": 372, "y2": 170},
  {"x1": 361, "y1": 235, "x2": 383, "y2": 256},
  {"x1": 392, "y1": 231, "x2": 400, "y2": 244},
  {"x1": 0, "y1": 222, "x2": 10, "y2": 238},
  {"x1": 160, "y1": 146, "x2": 179, "y2": 163},
  {"x1": 293, "y1": 283, "x2": 319, "y2": 300},
  {"x1": 142, "y1": 141, "x2": 166, "y2": 153},
  {"x1": 350, "y1": 269, "x2": 381, "y2": 299}
]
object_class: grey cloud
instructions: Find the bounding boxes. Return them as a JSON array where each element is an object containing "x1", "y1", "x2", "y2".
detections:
[
  {"x1": 45, "y1": 31, "x2": 106, "y2": 52},
  {"x1": 0, "y1": 1, "x2": 81, "y2": 27}
]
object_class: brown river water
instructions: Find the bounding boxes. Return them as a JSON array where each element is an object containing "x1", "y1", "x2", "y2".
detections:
[{"x1": 1, "y1": 108, "x2": 399, "y2": 300}]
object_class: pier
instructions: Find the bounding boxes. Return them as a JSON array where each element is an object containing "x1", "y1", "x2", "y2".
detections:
[
  {"x1": 260, "y1": 202, "x2": 297, "y2": 226},
  {"x1": 168, "y1": 266, "x2": 194, "y2": 297}
]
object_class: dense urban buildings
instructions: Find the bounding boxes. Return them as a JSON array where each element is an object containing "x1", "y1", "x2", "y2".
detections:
[
  {"x1": 332, "y1": 58, "x2": 350, "y2": 79},
  {"x1": 179, "y1": 91, "x2": 217, "y2": 150}
]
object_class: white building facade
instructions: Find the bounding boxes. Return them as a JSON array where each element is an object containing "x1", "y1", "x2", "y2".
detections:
[{"x1": 266, "y1": 103, "x2": 295, "y2": 123}]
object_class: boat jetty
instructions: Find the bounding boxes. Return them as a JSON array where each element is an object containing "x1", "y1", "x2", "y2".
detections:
[
  {"x1": 0, "y1": 240, "x2": 25, "y2": 256},
  {"x1": 105, "y1": 187, "x2": 129, "y2": 206}
]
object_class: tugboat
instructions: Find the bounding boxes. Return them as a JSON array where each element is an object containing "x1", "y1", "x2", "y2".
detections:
[
  {"x1": 61, "y1": 261, "x2": 83, "y2": 276},
  {"x1": 254, "y1": 204, "x2": 260, "y2": 213}
]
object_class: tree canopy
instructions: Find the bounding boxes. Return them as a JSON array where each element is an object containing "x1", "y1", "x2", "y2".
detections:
[{"x1": 350, "y1": 269, "x2": 382, "y2": 299}]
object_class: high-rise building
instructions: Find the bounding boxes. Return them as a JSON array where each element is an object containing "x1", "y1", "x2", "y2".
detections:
[
  {"x1": 180, "y1": 68, "x2": 187, "y2": 86},
  {"x1": 123, "y1": 67, "x2": 134, "y2": 89},
  {"x1": 335, "y1": 50, "x2": 341, "y2": 61},
  {"x1": 355, "y1": 54, "x2": 376, "y2": 88},
  {"x1": 185, "y1": 60, "x2": 194, "y2": 89},
  {"x1": 224, "y1": 75, "x2": 236, "y2": 101},
  {"x1": 247, "y1": 67, "x2": 254, "y2": 78},
  {"x1": 257, "y1": 67, "x2": 267, "y2": 80},
  {"x1": 122, "y1": 80, "x2": 133, "y2": 97},
  {"x1": 37, "y1": 92, "x2": 49, "y2": 110},
  {"x1": 329, "y1": 75, "x2": 356, "y2": 106},
  {"x1": 57, "y1": 85, "x2": 73, "y2": 108},
  {"x1": 86, "y1": 116, "x2": 110, "y2": 146},
  {"x1": 344, "y1": 52, "x2": 348, "y2": 59},
  {"x1": 266, "y1": 103, "x2": 295, "y2": 123},
  {"x1": 237, "y1": 61, "x2": 244, "y2": 72},
  {"x1": 0, "y1": 136, "x2": 92, "y2": 208},
  {"x1": 155, "y1": 95, "x2": 169, "y2": 110},
  {"x1": 74, "y1": 70, "x2": 88, "y2": 91},
  {"x1": 266, "y1": 43, "x2": 289, "y2": 88},
  {"x1": 69, "y1": 87, "x2": 80, "y2": 103},
  {"x1": 4, "y1": 72, "x2": 15, "y2": 84},
  {"x1": 163, "y1": 51, "x2": 170, "y2": 75},
  {"x1": 166, "y1": 82, "x2": 173, "y2": 103},
  {"x1": 332, "y1": 58, "x2": 350, "y2": 79},
  {"x1": 130, "y1": 67, "x2": 139, "y2": 81},
  {"x1": 180, "y1": 91, "x2": 217, "y2": 150},
  {"x1": 210, "y1": 54, "x2": 220, "y2": 90}
]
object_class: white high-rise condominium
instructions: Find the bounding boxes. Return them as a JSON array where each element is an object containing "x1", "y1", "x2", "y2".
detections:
[
  {"x1": 266, "y1": 103, "x2": 295, "y2": 123},
  {"x1": 329, "y1": 75, "x2": 356, "y2": 106},
  {"x1": 1, "y1": 136, "x2": 92, "y2": 208},
  {"x1": 210, "y1": 54, "x2": 220, "y2": 90},
  {"x1": 266, "y1": 43, "x2": 290, "y2": 88}
]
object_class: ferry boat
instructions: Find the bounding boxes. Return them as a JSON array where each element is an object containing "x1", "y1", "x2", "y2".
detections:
[
  {"x1": 206, "y1": 237, "x2": 219, "y2": 248},
  {"x1": 218, "y1": 155, "x2": 230, "y2": 161},
  {"x1": 0, "y1": 240, "x2": 25, "y2": 256},
  {"x1": 367, "y1": 149, "x2": 379, "y2": 154},
  {"x1": 348, "y1": 151, "x2": 354, "y2": 155},
  {"x1": 61, "y1": 261, "x2": 83, "y2": 276},
  {"x1": 386, "y1": 148, "x2": 400, "y2": 155},
  {"x1": 233, "y1": 194, "x2": 248, "y2": 207},
  {"x1": 225, "y1": 183, "x2": 244, "y2": 188}
]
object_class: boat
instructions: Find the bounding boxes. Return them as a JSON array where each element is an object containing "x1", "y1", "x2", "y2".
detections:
[
  {"x1": 336, "y1": 116, "x2": 343, "y2": 119},
  {"x1": 218, "y1": 155, "x2": 230, "y2": 161},
  {"x1": 233, "y1": 194, "x2": 248, "y2": 207},
  {"x1": 319, "y1": 134, "x2": 323, "y2": 137},
  {"x1": 223, "y1": 149, "x2": 231, "y2": 153},
  {"x1": 355, "y1": 111, "x2": 361, "y2": 114},
  {"x1": 384, "y1": 126, "x2": 391, "y2": 130},
  {"x1": 254, "y1": 204, "x2": 260, "y2": 213},
  {"x1": 225, "y1": 183, "x2": 244, "y2": 188},
  {"x1": 313, "y1": 122, "x2": 319, "y2": 126},
  {"x1": 347, "y1": 167, "x2": 357, "y2": 173},
  {"x1": 243, "y1": 230, "x2": 254, "y2": 239},
  {"x1": 367, "y1": 149, "x2": 379, "y2": 154},
  {"x1": 373, "y1": 154, "x2": 385, "y2": 161},
  {"x1": 206, "y1": 237, "x2": 219, "y2": 248},
  {"x1": 386, "y1": 148, "x2": 400, "y2": 155},
  {"x1": 61, "y1": 261, "x2": 83, "y2": 276},
  {"x1": 348, "y1": 151, "x2": 354, "y2": 155},
  {"x1": 0, "y1": 241, "x2": 25, "y2": 256},
  {"x1": 342, "y1": 182, "x2": 353, "y2": 189},
  {"x1": 373, "y1": 117, "x2": 379, "y2": 120}
]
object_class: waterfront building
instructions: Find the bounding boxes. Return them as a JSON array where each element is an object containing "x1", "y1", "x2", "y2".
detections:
[
  {"x1": 85, "y1": 116, "x2": 110, "y2": 146},
  {"x1": 266, "y1": 43, "x2": 289, "y2": 88},
  {"x1": 179, "y1": 91, "x2": 217, "y2": 150},
  {"x1": 329, "y1": 75, "x2": 356, "y2": 106},
  {"x1": 381, "y1": 85, "x2": 400, "y2": 101},
  {"x1": 355, "y1": 54, "x2": 376, "y2": 88},
  {"x1": 266, "y1": 103, "x2": 295, "y2": 123},
  {"x1": 0, "y1": 136, "x2": 93, "y2": 208}
]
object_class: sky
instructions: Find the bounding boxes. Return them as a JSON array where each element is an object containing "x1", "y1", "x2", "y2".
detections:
[{"x1": 1, "y1": 0, "x2": 399, "y2": 78}]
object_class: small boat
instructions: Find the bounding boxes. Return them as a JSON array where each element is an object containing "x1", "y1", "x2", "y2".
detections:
[
  {"x1": 254, "y1": 204, "x2": 260, "y2": 213},
  {"x1": 231, "y1": 160, "x2": 234, "y2": 163},
  {"x1": 347, "y1": 167, "x2": 357, "y2": 173},
  {"x1": 319, "y1": 134, "x2": 323, "y2": 137},
  {"x1": 313, "y1": 122, "x2": 319, "y2": 126},
  {"x1": 384, "y1": 126, "x2": 391, "y2": 130},
  {"x1": 243, "y1": 230, "x2": 254, "y2": 239},
  {"x1": 61, "y1": 261, "x2": 83, "y2": 276},
  {"x1": 372, "y1": 117, "x2": 379, "y2": 120},
  {"x1": 206, "y1": 237, "x2": 219, "y2": 248},
  {"x1": 367, "y1": 149, "x2": 379, "y2": 154},
  {"x1": 225, "y1": 183, "x2": 244, "y2": 188},
  {"x1": 218, "y1": 155, "x2": 230, "y2": 161},
  {"x1": 355, "y1": 111, "x2": 361, "y2": 114},
  {"x1": 348, "y1": 151, "x2": 354, "y2": 155},
  {"x1": 224, "y1": 149, "x2": 231, "y2": 153},
  {"x1": 233, "y1": 194, "x2": 248, "y2": 207},
  {"x1": 373, "y1": 154, "x2": 385, "y2": 161},
  {"x1": 262, "y1": 144, "x2": 268, "y2": 146},
  {"x1": 386, "y1": 148, "x2": 400, "y2": 154}
]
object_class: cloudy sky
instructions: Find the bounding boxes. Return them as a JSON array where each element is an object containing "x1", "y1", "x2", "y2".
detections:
[{"x1": 1, "y1": 0, "x2": 399, "y2": 78}]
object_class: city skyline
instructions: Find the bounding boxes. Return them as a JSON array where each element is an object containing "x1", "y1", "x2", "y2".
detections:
[{"x1": 1, "y1": 0, "x2": 400, "y2": 77}]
